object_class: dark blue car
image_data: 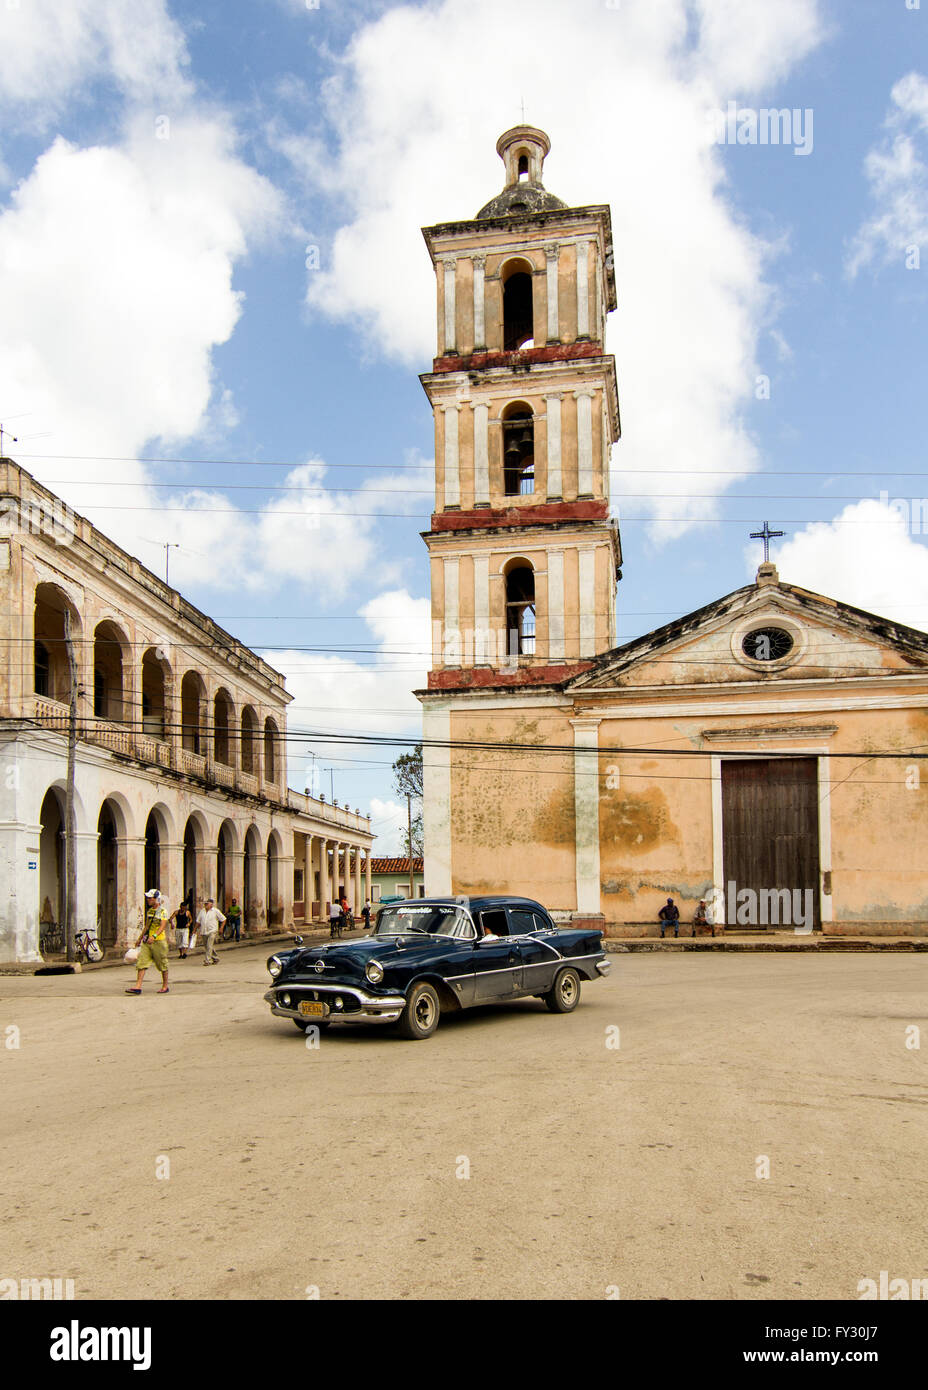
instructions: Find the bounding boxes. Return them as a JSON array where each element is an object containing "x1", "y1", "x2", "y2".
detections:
[{"x1": 264, "y1": 895, "x2": 611, "y2": 1040}]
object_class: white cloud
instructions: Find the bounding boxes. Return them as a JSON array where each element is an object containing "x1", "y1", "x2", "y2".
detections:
[
  {"x1": 0, "y1": 6, "x2": 311, "y2": 584},
  {"x1": 0, "y1": 0, "x2": 192, "y2": 120},
  {"x1": 690, "y1": 0, "x2": 826, "y2": 91},
  {"x1": 367, "y1": 798, "x2": 409, "y2": 857},
  {"x1": 147, "y1": 449, "x2": 432, "y2": 597},
  {"x1": 1, "y1": 120, "x2": 279, "y2": 452},
  {"x1": 266, "y1": 587, "x2": 430, "y2": 744},
  {"x1": 847, "y1": 71, "x2": 928, "y2": 277},
  {"x1": 0, "y1": 113, "x2": 284, "y2": 576},
  {"x1": 755, "y1": 499, "x2": 928, "y2": 633},
  {"x1": 293, "y1": 0, "x2": 824, "y2": 538}
]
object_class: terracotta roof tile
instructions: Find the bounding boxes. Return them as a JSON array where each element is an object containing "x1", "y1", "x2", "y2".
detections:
[{"x1": 369, "y1": 857, "x2": 424, "y2": 874}]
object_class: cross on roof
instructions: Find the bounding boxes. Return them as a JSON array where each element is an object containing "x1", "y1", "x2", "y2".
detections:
[{"x1": 750, "y1": 521, "x2": 785, "y2": 563}]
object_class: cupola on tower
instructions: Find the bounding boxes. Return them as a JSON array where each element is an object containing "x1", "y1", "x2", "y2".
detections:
[{"x1": 420, "y1": 126, "x2": 622, "y2": 687}]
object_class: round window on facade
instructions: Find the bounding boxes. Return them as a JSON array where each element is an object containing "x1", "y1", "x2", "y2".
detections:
[{"x1": 742, "y1": 627, "x2": 794, "y2": 662}]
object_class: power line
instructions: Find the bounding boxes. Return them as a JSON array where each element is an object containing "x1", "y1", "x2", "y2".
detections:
[
  {"x1": 10, "y1": 715, "x2": 928, "y2": 761},
  {"x1": 17, "y1": 451, "x2": 928, "y2": 478},
  {"x1": 27, "y1": 477, "x2": 924, "y2": 503}
]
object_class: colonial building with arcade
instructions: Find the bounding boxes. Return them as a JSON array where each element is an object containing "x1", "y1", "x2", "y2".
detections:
[{"x1": 0, "y1": 458, "x2": 374, "y2": 965}]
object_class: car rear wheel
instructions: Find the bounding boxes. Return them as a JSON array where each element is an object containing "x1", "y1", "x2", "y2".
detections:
[
  {"x1": 397, "y1": 981, "x2": 440, "y2": 1040},
  {"x1": 544, "y1": 967, "x2": 581, "y2": 1014}
]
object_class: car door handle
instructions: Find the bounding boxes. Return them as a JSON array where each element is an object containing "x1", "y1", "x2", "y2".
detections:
[{"x1": 508, "y1": 953, "x2": 517, "y2": 964}]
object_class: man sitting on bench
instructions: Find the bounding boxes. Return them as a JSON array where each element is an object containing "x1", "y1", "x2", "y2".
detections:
[{"x1": 658, "y1": 898, "x2": 680, "y2": 938}]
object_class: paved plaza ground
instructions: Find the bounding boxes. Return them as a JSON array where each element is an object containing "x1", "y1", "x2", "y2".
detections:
[{"x1": 1, "y1": 947, "x2": 925, "y2": 1300}]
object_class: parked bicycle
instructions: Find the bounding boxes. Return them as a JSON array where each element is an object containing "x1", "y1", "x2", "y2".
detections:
[
  {"x1": 39, "y1": 922, "x2": 64, "y2": 955},
  {"x1": 74, "y1": 928, "x2": 105, "y2": 963}
]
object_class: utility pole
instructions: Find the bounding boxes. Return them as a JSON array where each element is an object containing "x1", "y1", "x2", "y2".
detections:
[
  {"x1": 63, "y1": 609, "x2": 78, "y2": 961},
  {"x1": 406, "y1": 792, "x2": 413, "y2": 866},
  {"x1": 164, "y1": 542, "x2": 180, "y2": 586}
]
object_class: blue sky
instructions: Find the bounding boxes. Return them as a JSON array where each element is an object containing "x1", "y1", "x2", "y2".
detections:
[{"x1": 1, "y1": 0, "x2": 926, "y2": 850}]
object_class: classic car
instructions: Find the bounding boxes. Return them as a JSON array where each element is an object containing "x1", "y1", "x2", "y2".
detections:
[{"x1": 263, "y1": 894, "x2": 611, "y2": 1040}]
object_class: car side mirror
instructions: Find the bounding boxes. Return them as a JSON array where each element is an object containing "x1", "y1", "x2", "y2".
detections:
[{"x1": 293, "y1": 935, "x2": 304, "y2": 946}]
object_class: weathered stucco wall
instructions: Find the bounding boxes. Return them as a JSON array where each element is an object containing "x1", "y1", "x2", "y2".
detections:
[{"x1": 448, "y1": 707, "x2": 577, "y2": 909}]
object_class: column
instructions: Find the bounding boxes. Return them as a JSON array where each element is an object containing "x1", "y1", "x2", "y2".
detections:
[
  {"x1": 473, "y1": 555, "x2": 490, "y2": 663},
  {"x1": 442, "y1": 258, "x2": 457, "y2": 353},
  {"x1": 121, "y1": 835, "x2": 147, "y2": 944},
  {"x1": 443, "y1": 405, "x2": 460, "y2": 507},
  {"x1": 251, "y1": 847, "x2": 267, "y2": 932},
  {"x1": 570, "y1": 718, "x2": 602, "y2": 915},
  {"x1": 578, "y1": 549, "x2": 596, "y2": 658},
  {"x1": 318, "y1": 836, "x2": 329, "y2": 916},
  {"x1": 1, "y1": 820, "x2": 43, "y2": 964},
  {"x1": 365, "y1": 853, "x2": 372, "y2": 909},
  {"x1": 228, "y1": 849, "x2": 244, "y2": 914},
  {"x1": 472, "y1": 254, "x2": 486, "y2": 349},
  {"x1": 545, "y1": 243, "x2": 560, "y2": 342},
  {"x1": 473, "y1": 402, "x2": 489, "y2": 504},
  {"x1": 303, "y1": 833, "x2": 314, "y2": 922},
  {"x1": 76, "y1": 829, "x2": 99, "y2": 935},
  {"x1": 280, "y1": 850, "x2": 294, "y2": 928},
  {"x1": 544, "y1": 393, "x2": 563, "y2": 498},
  {"x1": 352, "y1": 847, "x2": 362, "y2": 917},
  {"x1": 422, "y1": 705, "x2": 451, "y2": 895},
  {"x1": 575, "y1": 389, "x2": 594, "y2": 495},
  {"x1": 443, "y1": 557, "x2": 459, "y2": 666},
  {"x1": 194, "y1": 845, "x2": 214, "y2": 906},
  {"x1": 547, "y1": 549, "x2": 565, "y2": 663},
  {"x1": 576, "y1": 241, "x2": 591, "y2": 338}
]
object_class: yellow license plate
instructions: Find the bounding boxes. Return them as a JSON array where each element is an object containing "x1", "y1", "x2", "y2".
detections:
[{"x1": 299, "y1": 999, "x2": 326, "y2": 1017}]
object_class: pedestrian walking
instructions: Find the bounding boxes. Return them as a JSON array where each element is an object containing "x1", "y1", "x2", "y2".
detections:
[
  {"x1": 339, "y1": 893, "x2": 351, "y2": 934},
  {"x1": 125, "y1": 889, "x2": 170, "y2": 994},
  {"x1": 226, "y1": 897, "x2": 242, "y2": 941},
  {"x1": 197, "y1": 898, "x2": 225, "y2": 965},
  {"x1": 329, "y1": 899, "x2": 340, "y2": 939},
  {"x1": 658, "y1": 897, "x2": 680, "y2": 939},
  {"x1": 171, "y1": 899, "x2": 192, "y2": 957},
  {"x1": 362, "y1": 899, "x2": 371, "y2": 931}
]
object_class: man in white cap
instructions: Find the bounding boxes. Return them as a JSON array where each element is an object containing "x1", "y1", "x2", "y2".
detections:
[{"x1": 126, "y1": 890, "x2": 170, "y2": 994}]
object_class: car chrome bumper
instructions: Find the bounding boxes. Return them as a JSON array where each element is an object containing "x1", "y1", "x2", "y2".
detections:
[
  {"x1": 264, "y1": 985, "x2": 406, "y2": 1025},
  {"x1": 595, "y1": 958, "x2": 611, "y2": 976}
]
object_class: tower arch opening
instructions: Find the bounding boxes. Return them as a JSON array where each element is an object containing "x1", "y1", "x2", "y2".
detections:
[
  {"x1": 501, "y1": 402, "x2": 535, "y2": 496},
  {"x1": 501, "y1": 258, "x2": 534, "y2": 350},
  {"x1": 504, "y1": 561, "x2": 536, "y2": 657}
]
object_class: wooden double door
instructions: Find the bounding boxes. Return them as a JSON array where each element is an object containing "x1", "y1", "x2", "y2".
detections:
[{"x1": 721, "y1": 758, "x2": 821, "y2": 930}]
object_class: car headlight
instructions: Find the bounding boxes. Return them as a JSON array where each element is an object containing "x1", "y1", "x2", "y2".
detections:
[
  {"x1": 365, "y1": 960, "x2": 384, "y2": 984},
  {"x1": 268, "y1": 955, "x2": 283, "y2": 978}
]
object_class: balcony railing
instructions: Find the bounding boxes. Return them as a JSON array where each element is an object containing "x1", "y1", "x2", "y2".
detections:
[
  {"x1": 85, "y1": 719, "x2": 133, "y2": 756},
  {"x1": 29, "y1": 697, "x2": 298, "y2": 804},
  {"x1": 180, "y1": 748, "x2": 206, "y2": 779},
  {"x1": 34, "y1": 695, "x2": 69, "y2": 729}
]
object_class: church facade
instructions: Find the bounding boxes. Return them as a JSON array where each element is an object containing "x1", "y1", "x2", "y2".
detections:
[{"x1": 418, "y1": 127, "x2": 928, "y2": 936}]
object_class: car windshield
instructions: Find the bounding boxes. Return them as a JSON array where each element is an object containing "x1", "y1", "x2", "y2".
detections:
[{"x1": 374, "y1": 905, "x2": 465, "y2": 937}]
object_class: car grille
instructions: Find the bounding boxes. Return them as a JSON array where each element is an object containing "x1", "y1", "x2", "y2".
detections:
[{"x1": 278, "y1": 986, "x2": 362, "y2": 1014}]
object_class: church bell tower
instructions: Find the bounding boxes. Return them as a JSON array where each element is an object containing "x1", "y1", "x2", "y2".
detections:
[{"x1": 420, "y1": 126, "x2": 622, "y2": 688}]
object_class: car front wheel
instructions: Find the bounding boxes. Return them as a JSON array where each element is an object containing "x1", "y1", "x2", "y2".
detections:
[
  {"x1": 397, "y1": 981, "x2": 440, "y2": 1040},
  {"x1": 544, "y1": 967, "x2": 581, "y2": 1014},
  {"x1": 292, "y1": 1018, "x2": 330, "y2": 1032}
]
